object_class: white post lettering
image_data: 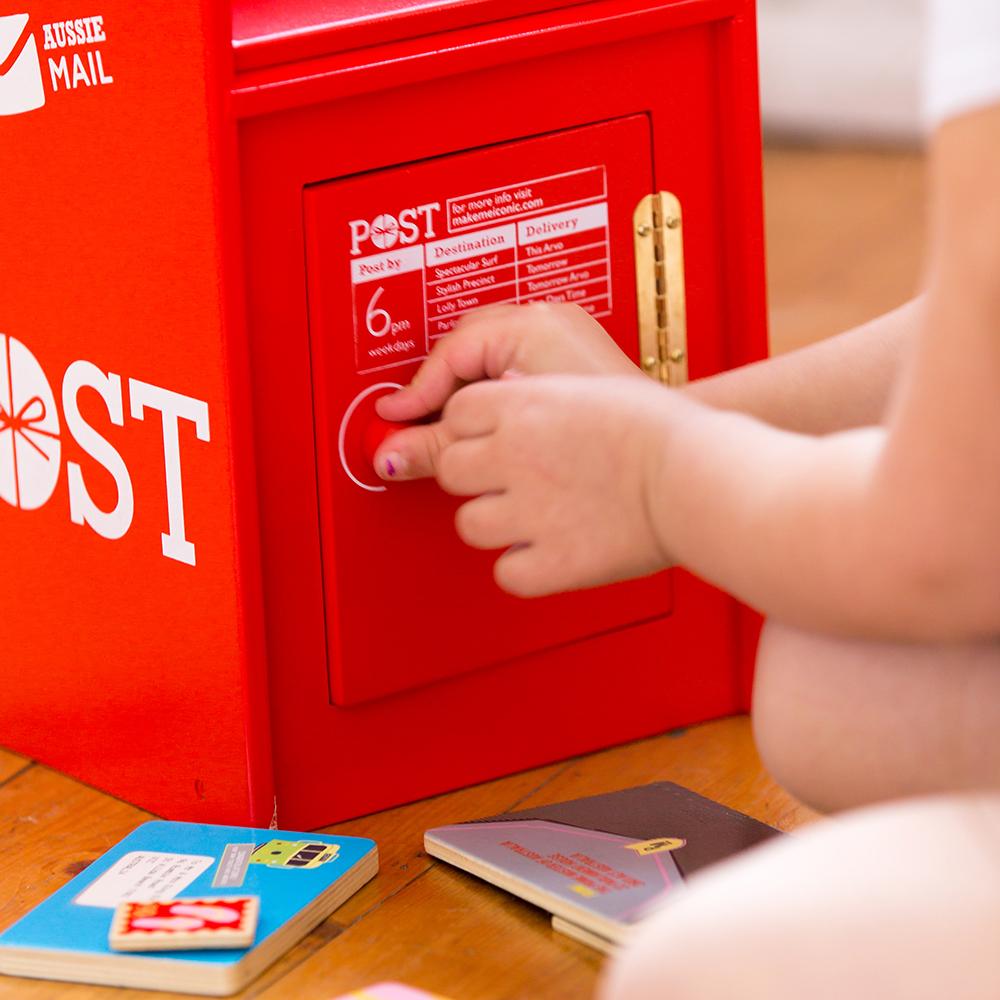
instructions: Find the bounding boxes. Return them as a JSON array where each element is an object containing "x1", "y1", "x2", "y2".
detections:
[
  {"x1": 63, "y1": 361, "x2": 134, "y2": 541},
  {"x1": 416, "y1": 202, "x2": 441, "y2": 239},
  {"x1": 128, "y1": 380, "x2": 210, "y2": 566},
  {"x1": 349, "y1": 219, "x2": 370, "y2": 256}
]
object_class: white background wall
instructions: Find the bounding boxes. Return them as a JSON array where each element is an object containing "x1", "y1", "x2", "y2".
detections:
[{"x1": 758, "y1": 0, "x2": 926, "y2": 141}]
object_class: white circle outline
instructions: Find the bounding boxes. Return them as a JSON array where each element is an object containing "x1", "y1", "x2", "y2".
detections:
[{"x1": 337, "y1": 381, "x2": 404, "y2": 493}]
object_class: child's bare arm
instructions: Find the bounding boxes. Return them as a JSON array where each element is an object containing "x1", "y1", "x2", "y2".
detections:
[
  {"x1": 685, "y1": 298, "x2": 921, "y2": 433},
  {"x1": 628, "y1": 111, "x2": 1000, "y2": 638},
  {"x1": 658, "y1": 115, "x2": 1000, "y2": 637}
]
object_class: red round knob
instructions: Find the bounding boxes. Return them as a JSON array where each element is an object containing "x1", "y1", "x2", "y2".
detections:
[{"x1": 362, "y1": 416, "x2": 408, "y2": 470}]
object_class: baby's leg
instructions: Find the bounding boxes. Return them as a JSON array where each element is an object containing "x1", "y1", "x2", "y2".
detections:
[
  {"x1": 752, "y1": 622, "x2": 1000, "y2": 813},
  {"x1": 600, "y1": 792, "x2": 1000, "y2": 1000}
]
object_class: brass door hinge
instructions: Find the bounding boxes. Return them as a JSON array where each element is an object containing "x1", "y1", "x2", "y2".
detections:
[{"x1": 633, "y1": 192, "x2": 689, "y2": 386}]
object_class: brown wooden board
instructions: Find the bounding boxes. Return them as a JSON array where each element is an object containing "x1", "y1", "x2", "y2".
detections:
[{"x1": 0, "y1": 751, "x2": 31, "y2": 788}]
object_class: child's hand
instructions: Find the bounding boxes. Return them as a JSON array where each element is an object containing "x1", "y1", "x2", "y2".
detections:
[
  {"x1": 374, "y1": 303, "x2": 639, "y2": 480},
  {"x1": 433, "y1": 374, "x2": 674, "y2": 597}
]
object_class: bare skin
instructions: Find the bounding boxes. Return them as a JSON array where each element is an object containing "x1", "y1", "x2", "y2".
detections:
[
  {"x1": 683, "y1": 296, "x2": 923, "y2": 433},
  {"x1": 375, "y1": 104, "x2": 1000, "y2": 998},
  {"x1": 754, "y1": 625, "x2": 1000, "y2": 813}
]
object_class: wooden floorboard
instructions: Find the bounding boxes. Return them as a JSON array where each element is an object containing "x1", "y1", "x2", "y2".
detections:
[
  {"x1": 0, "y1": 766, "x2": 152, "y2": 937},
  {"x1": 764, "y1": 145, "x2": 926, "y2": 355},
  {"x1": 0, "y1": 143, "x2": 926, "y2": 1000},
  {"x1": 0, "y1": 750, "x2": 31, "y2": 788}
]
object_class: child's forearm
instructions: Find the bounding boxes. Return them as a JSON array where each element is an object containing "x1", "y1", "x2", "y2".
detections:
[
  {"x1": 667, "y1": 112, "x2": 1000, "y2": 640},
  {"x1": 649, "y1": 394, "x2": 997, "y2": 641},
  {"x1": 684, "y1": 298, "x2": 922, "y2": 434}
]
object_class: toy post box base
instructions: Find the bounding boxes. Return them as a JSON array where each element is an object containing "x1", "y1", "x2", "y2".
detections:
[
  {"x1": 269, "y1": 571, "x2": 753, "y2": 831},
  {"x1": 2, "y1": 0, "x2": 767, "y2": 827}
]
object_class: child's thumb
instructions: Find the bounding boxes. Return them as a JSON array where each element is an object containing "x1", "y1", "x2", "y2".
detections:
[{"x1": 373, "y1": 421, "x2": 455, "y2": 482}]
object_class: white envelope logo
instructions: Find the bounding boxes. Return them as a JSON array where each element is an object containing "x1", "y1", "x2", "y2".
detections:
[{"x1": 0, "y1": 13, "x2": 45, "y2": 117}]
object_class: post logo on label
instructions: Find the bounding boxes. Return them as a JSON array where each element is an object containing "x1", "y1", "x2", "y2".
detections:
[
  {"x1": 348, "y1": 203, "x2": 440, "y2": 256},
  {"x1": 0, "y1": 332, "x2": 212, "y2": 567},
  {"x1": 0, "y1": 13, "x2": 46, "y2": 116}
]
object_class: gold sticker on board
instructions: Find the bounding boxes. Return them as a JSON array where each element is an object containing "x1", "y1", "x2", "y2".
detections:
[{"x1": 624, "y1": 837, "x2": 686, "y2": 856}]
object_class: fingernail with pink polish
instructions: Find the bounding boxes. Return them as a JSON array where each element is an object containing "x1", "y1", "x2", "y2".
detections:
[{"x1": 382, "y1": 452, "x2": 406, "y2": 479}]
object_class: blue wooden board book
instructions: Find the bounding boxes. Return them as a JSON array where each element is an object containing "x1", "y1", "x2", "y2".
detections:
[{"x1": 0, "y1": 821, "x2": 378, "y2": 995}]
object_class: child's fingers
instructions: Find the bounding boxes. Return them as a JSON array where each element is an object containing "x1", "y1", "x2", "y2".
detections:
[
  {"x1": 441, "y1": 381, "x2": 504, "y2": 439},
  {"x1": 437, "y1": 438, "x2": 504, "y2": 497},
  {"x1": 495, "y1": 534, "x2": 601, "y2": 598},
  {"x1": 373, "y1": 422, "x2": 455, "y2": 481},
  {"x1": 376, "y1": 308, "x2": 520, "y2": 421},
  {"x1": 454, "y1": 494, "x2": 521, "y2": 550},
  {"x1": 375, "y1": 347, "x2": 464, "y2": 422},
  {"x1": 493, "y1": 543, "x2": 550, "y2": 598}
]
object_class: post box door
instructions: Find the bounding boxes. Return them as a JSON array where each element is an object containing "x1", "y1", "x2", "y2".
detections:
[{"x1": 305, "y1": 114, "x2": 673, "y2": 705}]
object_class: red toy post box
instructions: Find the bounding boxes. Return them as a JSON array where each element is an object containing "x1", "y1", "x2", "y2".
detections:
[{"x1": 1, "y1": 0, "x2": 767, "y2": 828}]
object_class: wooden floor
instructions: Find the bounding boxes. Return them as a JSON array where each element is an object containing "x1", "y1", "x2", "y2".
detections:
[
  {"x1": 765, "y1": 144, "x2": 926, "y2": 355},
  {"x1": 0, "y1": 144, "x2": 926, "y2": 1000}
]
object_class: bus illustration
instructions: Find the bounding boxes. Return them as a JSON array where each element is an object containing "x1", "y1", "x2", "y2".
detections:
[{"x1": 249, "y1": 839, "x2": 340, "y2": 869}]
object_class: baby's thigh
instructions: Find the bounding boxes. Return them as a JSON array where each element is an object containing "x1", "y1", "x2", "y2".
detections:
[
  {"x1": 752, "y1": 622, "x2": 1000, "y2": 812},
  {"x1": 600, "y1": 793, "x2": 1000, "y2": 1000}
]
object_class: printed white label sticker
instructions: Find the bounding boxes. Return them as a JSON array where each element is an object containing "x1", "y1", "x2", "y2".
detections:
[
  {"x1": 74, "y1": 851, "x2": 214, "y2": 909},
  {"x1": 350, "y1": 167, "x2": 612, "y2": 375}
]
